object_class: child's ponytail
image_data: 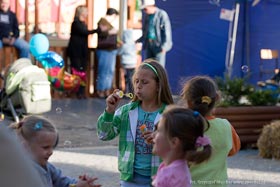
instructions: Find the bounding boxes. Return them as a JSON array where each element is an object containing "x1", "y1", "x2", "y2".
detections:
[
  {"x1": 161, "y1": 106, "x2": 212, "y2": 164},
  {"x1": 186, "y1": 143, "x2": 212, "y2": 165}
]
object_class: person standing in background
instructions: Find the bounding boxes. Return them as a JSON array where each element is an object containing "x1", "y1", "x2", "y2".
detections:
[
  {"x1": 95, "y1": 8, "x2": 119, "y2": 98},
  {"x1": 118, "y1": 29, "x2": 138, "y2": 94},
  {"x1": 67, "y1": 5, "x2": 100, "y2": 99},
  {"x1": 136, "y1": 0, "x2": 172, "y2": 68},
  {"x1": 0, "y1": 0, "x2": 30, "y2": 58}
]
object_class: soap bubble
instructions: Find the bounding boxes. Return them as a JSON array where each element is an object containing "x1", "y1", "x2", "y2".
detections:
[
  {"x1": 63, "y1": 140, "x2": 72, "y2": 148},
  {"x1": 55, "y1": 107, "x2": 62, "y2": 114},
  {"x1": 241, "y1": 65, "x2": 249, "y2": 73},
  {"x1": 209, "y1": 0, "x2": 220, "y2": 6}
]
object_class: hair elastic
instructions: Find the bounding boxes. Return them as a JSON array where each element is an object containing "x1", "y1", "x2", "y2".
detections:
[
  {"x1": 143, "y1": 63, "x2": 159, "y2": 77},
  {"x1": 193, "y1": 111, "x2": 200, "y2": 117},
  {"x1": 33, "y1": 121, "x2": 43, "y2": 131},
  {"x1": 201, "y1": 96, "x2": 212, "y2": 105},
  {"x1": 195, "y1": 136, "x2": 211, "y2": 147}
]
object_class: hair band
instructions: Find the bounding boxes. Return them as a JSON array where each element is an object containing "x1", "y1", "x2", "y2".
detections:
[
  {"x1": 193, "y1": 111, "x2": 200, "y2": 117},
  {"x1": 195, "y1": 136, "x2": 211, "y2": 147},
  {"x1": 201, "y1": 96, "x2": 212, "y2": 105},
  {"x1": 142, "y1": 63, "x2": 159, "y2": 77},
  {"x1": 33, "y1": 121, "x2": 43, "y2": 131}
]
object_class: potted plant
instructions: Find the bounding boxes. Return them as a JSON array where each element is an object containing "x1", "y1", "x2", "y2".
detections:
[{"x1": 213, "y1": 76, "x2": 280, "y2": 147}]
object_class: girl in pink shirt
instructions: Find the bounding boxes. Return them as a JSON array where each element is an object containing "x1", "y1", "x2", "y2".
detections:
[{"x1": 151, "y1": 106, "x2": 212, "y2": 187}]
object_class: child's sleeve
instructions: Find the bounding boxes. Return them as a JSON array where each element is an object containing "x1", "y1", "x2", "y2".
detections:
[
  {"x1": 97, "y1": 109, "x2": 121, "y2": 141},
  {"x1": 49, "y1": 163, "x2": 77, "y2": 187},
  {"x1": 228, "y1": 125, "x2": 241, "y2": 156}
]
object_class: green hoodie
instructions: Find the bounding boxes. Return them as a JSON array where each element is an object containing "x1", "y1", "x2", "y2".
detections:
[{"x1": 97, "y1": 101, "x2": 166, "y2": 181}]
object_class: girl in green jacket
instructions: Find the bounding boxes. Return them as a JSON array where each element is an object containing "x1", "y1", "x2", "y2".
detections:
[{"x1": 97, "y1": 59, "x2": 173, "y2": 187}]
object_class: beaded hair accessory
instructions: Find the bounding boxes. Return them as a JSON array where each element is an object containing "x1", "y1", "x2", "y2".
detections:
[
  {"x1": 193, "y1": 111, "x2": 200, "y2": 117},
  {"x1": 196, "y1": 136, "x2": 211, "y2": 147},
  {"x1": 33, "y1": 121, "x2": 43, "y2": 131},
  {"x1": 201, "y1": 96, "x2": 212, "y2": 105},
  {"x1": 143, "y1": 63, "x2": 159, "y2": 77}
]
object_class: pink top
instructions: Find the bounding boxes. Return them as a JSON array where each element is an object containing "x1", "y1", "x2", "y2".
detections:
[{"x1": 152, "y1": 159, "x2": 191, "y2": 187}]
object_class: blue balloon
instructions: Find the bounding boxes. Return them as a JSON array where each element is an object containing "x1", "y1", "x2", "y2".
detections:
[
  {"x1": 29, "y1": 34, "x2": 49, "y2": 57},
  {"x1": 36, "y1": 51, "x2": 64, "y2": 68}
]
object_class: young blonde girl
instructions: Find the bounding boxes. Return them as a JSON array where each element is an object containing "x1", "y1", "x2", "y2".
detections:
[
  {"x1": 152, "y1": 106, "x2": 212, "y2": 187},
  {"x1": 97, "y1": 59, "x2": 174, "y2": 187},
  {"x1": 181, "y1": 75, "x2": 241, "y2": 187},
  {"x1": 10, "y1": 115, "x2": 101, "y2": 187}
]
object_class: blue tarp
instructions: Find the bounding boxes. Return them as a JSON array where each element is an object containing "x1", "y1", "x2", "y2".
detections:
[{"x1": 155, "y1": 0, "x2": 280, "y2": 94}]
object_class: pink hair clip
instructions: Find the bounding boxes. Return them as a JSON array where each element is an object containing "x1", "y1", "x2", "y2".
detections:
[{"x1": 195, "y1": 136, "x2": 211, "y2": 147}]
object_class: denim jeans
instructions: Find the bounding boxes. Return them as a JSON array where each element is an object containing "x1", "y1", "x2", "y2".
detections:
[
  {"x1": 0, "y1": 38, "x2": 30, "y2": 58},
  {"x1": 96, "y1": 49, "x2": 118, "y2": 91},
  {"x1": 120, "y1": 172, "x2": 152, "y2": 187},
  {"x1": 146, "y1": 42, "x2": 166, "y2": 68}
]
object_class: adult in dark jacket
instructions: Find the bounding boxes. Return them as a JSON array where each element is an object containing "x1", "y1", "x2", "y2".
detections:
[
  {"x1": 0, "y1": 0, "x2": 29, "y2": 58},
  {"x1": 67, "y1": 5, "x2": 99, "y2": 99}
]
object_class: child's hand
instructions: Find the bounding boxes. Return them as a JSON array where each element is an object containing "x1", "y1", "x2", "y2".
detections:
[
  {"x1": 75, "y1": 179, "x2": 90, "y2": 187},
  {"x1": 76, "y1": 175, "x2": 102, "y2": 187},
  {"x1": 105, "y1": 89, "x2": 121, "y2": 113},
  {"x1": 142, "y1": 130, "x2": 154, "y2": 144}
]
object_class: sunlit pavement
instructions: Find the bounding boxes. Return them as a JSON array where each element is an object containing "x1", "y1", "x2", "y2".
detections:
[
  {"x1": 5, "y1": 98, "x2": 279, "y2": 187},
  {"x1": 50, "y1": 146, "x2": 119, "y2": 187},
  {"x1": 48, "y1": 98, "x2": 280, "y2": 187},
  {"x1": 51, "y1": 146, "x2": 280, "y2": 187}
]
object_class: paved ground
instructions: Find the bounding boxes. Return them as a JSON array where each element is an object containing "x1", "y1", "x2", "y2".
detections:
[
  {"x1": 50, "y1": 147, "x2": 280, "y2": 187},
  {"x1": 4, "y1": 98, "x2": 280, "y2": 187}
]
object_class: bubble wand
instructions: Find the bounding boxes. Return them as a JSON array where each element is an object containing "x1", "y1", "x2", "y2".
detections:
[{"x1": 116, "y1": 90, "x2": 134, "y2": 99}]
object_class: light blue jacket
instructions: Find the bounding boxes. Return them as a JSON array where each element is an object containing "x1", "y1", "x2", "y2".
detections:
[
  {"x1": 118, "y1": 29, "x2": 137, "y2": 69},
  {"x1": 33, "y1": 162, "x2": 77, "y2": 187},
  {"x1": 137, "y1": 8, "x2": 173, "y2": 52}
]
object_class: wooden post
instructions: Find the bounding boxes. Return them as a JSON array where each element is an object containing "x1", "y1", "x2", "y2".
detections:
[
  {"x1": 34, "y1": 0, "x2": 39, "y2": 34},
  {"x1": 56, "y1": 0, "x2": 62, "y2": 37},
  {"x1": 24, "y1": 0, "x2": 29, "y2": 41},
  {"x1": 107, "y1": 0, "x2": 110, "y2": 8},
  {"x1": 127, "y1": 0, "x2": 135, "y2": 28}
]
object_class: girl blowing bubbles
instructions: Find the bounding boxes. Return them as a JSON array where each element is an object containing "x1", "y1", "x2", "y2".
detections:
[
  {"x1": 10, "y1": 115, "x2": 101, "y2": 187},
  {"x1": 152, "y1": 106, "x2": 212, "y2": 187},
  {"x1": 97, "y1": 59, "x2": 173, "y2": 187}
]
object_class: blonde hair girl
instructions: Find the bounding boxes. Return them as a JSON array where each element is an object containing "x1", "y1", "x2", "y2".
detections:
[
  {"x1": 97, "y1": 59, "x2": 173, "y2": 187},
  {"x1": 11, "y1": 115, "x2": 101, "y2": 187}
]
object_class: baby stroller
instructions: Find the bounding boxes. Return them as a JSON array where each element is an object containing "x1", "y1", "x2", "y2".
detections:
[{"x1": 0, "y1": 58, "x2": 51, "y2": 122}]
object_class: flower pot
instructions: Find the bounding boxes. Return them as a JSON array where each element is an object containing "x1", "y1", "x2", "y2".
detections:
[{"x1": 213, "y1": 106, "x2": 280, "y2": 146}]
